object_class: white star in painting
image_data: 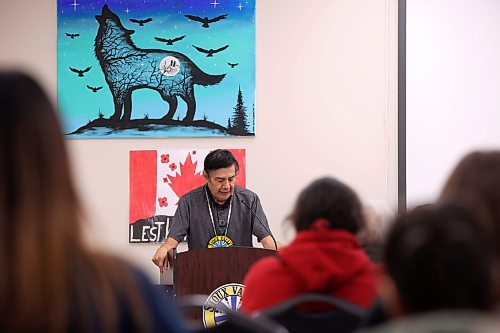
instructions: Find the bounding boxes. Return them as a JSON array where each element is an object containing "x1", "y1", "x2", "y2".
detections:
[
  {"x1": 211, "y1": 0, "x2": 220, "y2": 8},
  {"x1": 125, "y1": 8, "x2": 130, "y2": 13},
  {"x1": 238, "y1": 3, "x2": 243, "y2": 10},
  {"x1": 70, "y1": 0, "x2": 80, "y2": 12}
]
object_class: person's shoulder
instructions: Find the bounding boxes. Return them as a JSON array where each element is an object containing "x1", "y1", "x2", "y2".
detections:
[
  {"x1": 123, "y1": 266, "x2": 188, "y2": 333},
  {"x1": 234, "y1": 185, "x2": 259, "y2": 199},
  {"x1": 179, "y1": 185, "x2": 205, "y2": 200},
  {"x1": 243, "y1": 255, "x2": 290, "y2": 295},
  {"x1": 246, "y1": 255, "x2": 282, "y2": 278},
  {"x1": 97, "y1": 255, "x2": 150, "y2": 283}
]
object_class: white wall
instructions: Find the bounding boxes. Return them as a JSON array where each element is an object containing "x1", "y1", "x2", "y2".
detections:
[
  {"x1": 406, "y1": 0, "x2": 500, "y2": 207},
  {"x1": 0, "y1": 0, "x2": 398, "y2": 282}
]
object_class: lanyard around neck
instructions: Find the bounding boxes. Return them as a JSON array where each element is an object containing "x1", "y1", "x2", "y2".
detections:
[{"x1": 205, "y1": 186, "x2": 232, "y2": 237}]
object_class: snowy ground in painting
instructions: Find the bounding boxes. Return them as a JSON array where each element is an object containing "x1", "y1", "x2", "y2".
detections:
[{"x1": 66, "y1": 125, "x2": 233, "y2": 138}]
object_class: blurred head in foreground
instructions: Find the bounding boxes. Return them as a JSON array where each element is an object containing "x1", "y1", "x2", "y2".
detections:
[
  {"x1": 0, "y1": 71, "x2": 180, "y2": 332},
  {"x1": 380, "y1": 203, "x2": 494, "y2": 317}
]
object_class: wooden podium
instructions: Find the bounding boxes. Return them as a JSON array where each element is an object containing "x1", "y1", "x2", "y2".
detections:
[{"x1": 173, "y1": 246, "x2": 277, "y2": 297}]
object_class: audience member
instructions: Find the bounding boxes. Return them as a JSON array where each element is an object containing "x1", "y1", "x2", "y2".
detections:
[
  {"x1": 240, "y1": 177, "x2": 378, "y2": 313},
  {"x1": 0, "y1": 71, "x2": 187, "y2": 333},
  {"x1": 440, "y1": 151, "x2": 500, "y2": 253},
  {"x1": 439, "y1": 150, "x2": 500, "y2": 302},
  {"x1": 357, "y1": 203, "x2": 497, "y2": 333}
]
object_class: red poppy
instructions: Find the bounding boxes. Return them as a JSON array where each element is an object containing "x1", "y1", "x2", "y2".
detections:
[
  {"x1": 158, "y1": 197, "x2": 168, "y2": 207},
  {"x1": 169, "y1": 163, "x2": 177, "y2": 171},
  {"x1": 161, "y1": 154, "x2": 170, "y2": 163}
]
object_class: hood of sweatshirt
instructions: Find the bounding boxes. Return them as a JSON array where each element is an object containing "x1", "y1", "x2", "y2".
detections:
[{"x1": 278, "y1": 229, "x2": 373, "y2": 293}]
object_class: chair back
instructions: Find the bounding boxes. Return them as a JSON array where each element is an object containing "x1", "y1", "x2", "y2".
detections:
[{"x1": 256, "y1": 293, "x2": 367, "y2": 333}]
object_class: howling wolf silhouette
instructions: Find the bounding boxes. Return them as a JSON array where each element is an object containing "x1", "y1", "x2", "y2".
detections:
[{"x1": 94, "y1": 5, "x2": 225, "y2": 122}]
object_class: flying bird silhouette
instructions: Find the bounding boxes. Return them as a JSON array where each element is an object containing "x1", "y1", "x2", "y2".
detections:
[
  {"x1": 65, "y1": 33, "x2": 80, "y2": 39},
  {"x1": 192, "y1": 44, "x2": 229, "y2": 57},
  {"x1": 154, "y1": 35, "x2": 186, "y2": 45},
  {"x1": 129, "y1": 17, "x2": 153, "y2": 26},
  {"x1": 86, "y1": 85, "x2": 103, "y2": 93},
  {"x1": 69, "y1": 66, "x2": 92, "y2": 77},
  {"x1": 228, "y1": 62, "x2": 238, "y2": 68},
  {"x1": 184, "y1": 14, "x2": 228, "y2": 28}
]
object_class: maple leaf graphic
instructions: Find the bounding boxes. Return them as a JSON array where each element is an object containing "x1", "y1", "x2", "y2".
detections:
[{"x1": 166, "y1": 153, "x2": 206, "y2": 202}]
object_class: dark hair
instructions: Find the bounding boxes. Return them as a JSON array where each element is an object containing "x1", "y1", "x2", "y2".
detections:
[
  {"x1": 441, "y1": 151, "x2": 500, "y2": 254},
  {"x1": 288, "y1": 177, "x2": 364, "y2": 233},
  {"x1": 204, "y1": 149, "x2": 239, "y2": 175},
  {"x1": 384, "y1": 203, "x2": 494, "y2": 313},
  {"x1": 0, "y1": 72, "x2": 150, "y2": 332}
]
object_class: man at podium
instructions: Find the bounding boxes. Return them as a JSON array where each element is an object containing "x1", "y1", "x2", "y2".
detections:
[{"x1": 152, "y1": 149, "x2": 276, "y2": 272}]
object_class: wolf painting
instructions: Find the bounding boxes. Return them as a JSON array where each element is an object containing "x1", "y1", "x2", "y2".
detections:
[
  {"x1": 57, "y1": 0, "x2": 256, "y2": 138},
  {"x1": 95, "y1": 5, "x2": 225, "y2": 123}
]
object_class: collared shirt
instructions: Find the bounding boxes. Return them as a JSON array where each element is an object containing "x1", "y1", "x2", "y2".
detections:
[
  {"x1": 207, "y1": 190, "x2": 232, "y2": 236},
  {"x1": 167, "y1": 185, "x2": 272, "y2": 249}
]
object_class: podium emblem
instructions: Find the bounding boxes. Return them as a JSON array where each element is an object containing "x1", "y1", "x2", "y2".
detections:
[
  {"x1": 202, "y1": 283, "x2": 245, "y2": 328},
  {"x1": 207, "y1": 235, "x2": 234, "y2": 248}
]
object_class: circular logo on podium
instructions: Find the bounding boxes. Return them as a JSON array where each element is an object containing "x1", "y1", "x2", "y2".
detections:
[
  {"x1": 202, "y1": 283, "x2": 245, "y2": 328},
  {"x1": 207, "y1": 235, "x2": 234, "y2": 248}
]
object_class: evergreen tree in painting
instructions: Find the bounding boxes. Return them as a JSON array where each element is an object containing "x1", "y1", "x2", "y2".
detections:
[
  {"x1": 252, "y1": 103, "x2": 255, "y2": 133},
  {"x1": 229, "y1": 86, "x2": 249, "y2": 135},
  {"x1": 227, "y1": 117, "x2": 232, "y2": 130}
]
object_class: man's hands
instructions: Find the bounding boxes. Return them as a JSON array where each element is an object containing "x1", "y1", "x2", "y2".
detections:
[
  {"x1": 152, "y1": 237, "x2": 179, "y2": 273},
  {"x1": 261, "y1": 235, "x2": 285, "y2": 250},
  {"x1": 152, "y1": 245, "x2": 172, "y2": 273}
]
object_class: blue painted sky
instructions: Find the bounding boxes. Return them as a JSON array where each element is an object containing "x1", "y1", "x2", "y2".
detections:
[{"x1": 57, "y1": 0, "x2": 255, "y2": 137}]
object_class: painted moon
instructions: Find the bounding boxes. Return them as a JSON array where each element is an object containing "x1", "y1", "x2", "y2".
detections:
[{"x1": 159, "y1": 56, "x2": 181, "y2": 76}]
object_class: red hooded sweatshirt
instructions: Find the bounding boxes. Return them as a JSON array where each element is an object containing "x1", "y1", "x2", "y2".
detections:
[{"x1": 240, "y1": 229, "x2": 378, "y2": 313}]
